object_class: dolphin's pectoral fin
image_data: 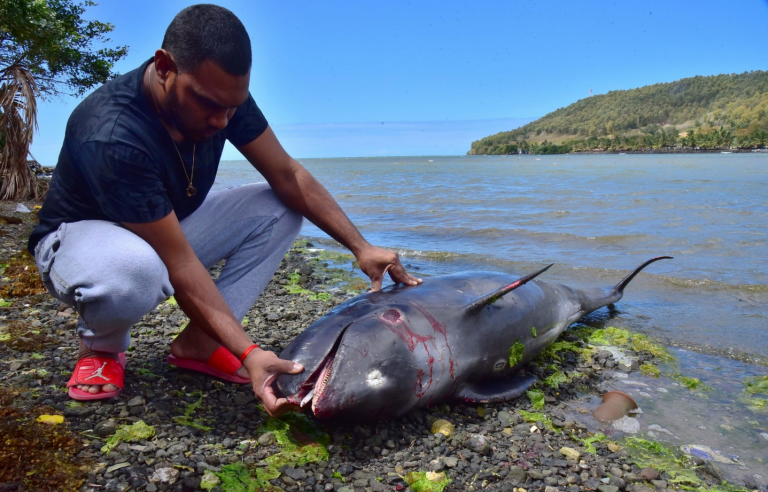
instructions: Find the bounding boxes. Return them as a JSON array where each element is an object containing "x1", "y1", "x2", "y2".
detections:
[{"x1": 455, "y1": 375, "x2": 537, "y2": 403}]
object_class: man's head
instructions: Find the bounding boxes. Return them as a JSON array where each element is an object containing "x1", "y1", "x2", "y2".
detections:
[{"x1": 153, "y1": 4, "x2": 252, "y2": 142}]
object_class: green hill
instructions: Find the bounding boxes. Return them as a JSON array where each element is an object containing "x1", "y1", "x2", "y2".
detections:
[{"x1": 469, "y1": 70, "x2": 768, "y2": 154}]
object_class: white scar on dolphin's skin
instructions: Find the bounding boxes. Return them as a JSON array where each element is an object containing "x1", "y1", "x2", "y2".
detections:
[{"x1": 366, "y1": 369, "x2": 385, "y2": 387}]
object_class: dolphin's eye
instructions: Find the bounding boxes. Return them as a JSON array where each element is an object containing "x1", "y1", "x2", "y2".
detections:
[
  {"x1": 381, "y1": 309, "x2": 401, "y2": 323},
  {"x1": 494, "y1": 360, "x2": 507, "y2": 371}
]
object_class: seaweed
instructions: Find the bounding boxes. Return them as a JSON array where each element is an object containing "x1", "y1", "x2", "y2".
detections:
[
  {"x1": 526, "y1": 389, "x2": 545, "y2": 410},
  {"x1": 101, "y1": 420, "x2": 155, "y2": 454},
  {"x1": 508, "y1": 340, "x2": 524, "y2": 367},
  {"x1": 570, "y1": 432, "x2": 608, "y2": 454},
  {"x1": 670, "y1": 373, "x2": 712, "y2": 392},
  {"x1": 518, "y1": 410, "x2": 558, "y2": 431},
  {"x1": 284, "y1": 271, "x2": 333, "y2": 301},
  {"x1": 173, "y1": 389, "x2": 211, "y2": 431},
  {"x1": 260, "y1": 412, "x2": 330, "y2": 470},
  {"x1": 405, "y1": 471, "x2": 451, "y2": 492},
  {"x1": 640, "y1": 363, "x2": 661, "y2": 378},
  {"x1": 588, "y1": 326, "x2": 671, "y2": 360},
  {"x1": 0, "y1": 249, "x2": 48, "y2": 297},
  {"x1": 0, "y1": 387, "x2": 88, "y2": 491},
  {"x1": 213, "y1": 463, "x2": 282, "y2": 492},
  {"x1": 742, "y1": 375, "x2": 768, "y2": 396},
  {"x1": 544, "y1": 371, "x2": 568, "y2": 389},
  {"x1": 0, "y1": 319, "x2": 55, "y2": 351}
]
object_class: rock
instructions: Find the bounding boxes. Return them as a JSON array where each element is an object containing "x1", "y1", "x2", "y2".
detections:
[
  {"x1": 95, "y1": 420, "x2": 120, "y2": 437},
  {"x1": 598, "y1": 485, "x2": 619, "y2": 492},
  {"x1": 630, "y1": 485, "x2": 655, "y2": 492},
  {"x1": 705, "y1": 461, "x2": 726, "y2": 481},
  {"x1": 528, "y1": 469, "x2": 544, "y2": 480},
  {"x1": 560, "y1": 447, "x2": 580, "y2": 461},
  {"x1": 63, "y1": 405, "x2": 94, "y2": 418},
  {"x1": 465, "y1": 434, "x2": 491, "y2": 455},
  {"x1": 284, "y1": 467, "x2": 307, "y2": 480},
  {"x1": 507, "y1": 466, "x2": 527, "y2": 484},
  {"x1": 149, "y1": 467, "x2": 179, "y2": 484},
  {"x1": 145, "y1": 484, "x2": 158, "y2": 492},
  {"x1": 639, "y1": 467, "x2": 659, "y2": 481},
  {"x1": 127, "y1": 396, "x2": 145, "y2": 407},
  {"x1": 166, "y1": 442, "x2": 187, "y2": 455},
  {"x1": 443, "y1": 457, "x2": 459, "y2": 468},
  {"x1": 497, "y1": 410, "x2": 512, "y2": 424},
  {"x1": 257, "y1": 431, "x2": 276, "y2": 445}
]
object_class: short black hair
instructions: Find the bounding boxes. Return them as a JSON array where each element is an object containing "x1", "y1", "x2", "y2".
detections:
[{"x1": 162, "y1": 4, "x2": 251, "y2": 76}]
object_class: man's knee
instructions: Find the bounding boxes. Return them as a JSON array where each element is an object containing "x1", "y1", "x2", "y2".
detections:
[{"x1": 80, "y1": 243, "x2": 172, "y2": 328}]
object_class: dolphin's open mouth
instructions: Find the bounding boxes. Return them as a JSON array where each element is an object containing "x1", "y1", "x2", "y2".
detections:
[{"x1": 284, "y1": 325, "x2": 348, "y2": 414}]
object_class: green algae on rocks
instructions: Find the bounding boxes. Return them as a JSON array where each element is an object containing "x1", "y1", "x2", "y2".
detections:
[
  {"x1": 588, "y1": 326, "x2": 671, "y2": 360},
  {"x1": 742, "y1": 374, "x2": 768, "y2": 396},
  {"x1": 526, "y1": 389, "x2": 545, "y2": 410},
  {"x1": 213, "y1": 462, "x2": 281, "y2": 492},
  {"x1": 257, "y1": 412, "x2": 330, "y2": 478},
  {"x1": 101, "y1": 420, "x2": 155, "y2": 454},
  {"x1": 569, "y1": 432, "x2": 608, "y2": 454},
  {"x1": 173, "y1": 389, "x2": 212, "y2": 431},
  {"x1": 405, "y1": 471, "x2": 451, "y2": 492},
  {"x1": 623, "y1": 437, "x2": 750, "y2": 491}
]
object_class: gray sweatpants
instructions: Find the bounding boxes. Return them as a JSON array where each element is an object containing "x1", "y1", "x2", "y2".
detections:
[{"x1": 34, "y1": 183, "x2": 303, "y2": 353}]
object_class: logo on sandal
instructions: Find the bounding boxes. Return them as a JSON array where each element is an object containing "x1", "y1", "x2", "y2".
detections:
[{"x1": 83, "y1": 362, "x2": 110, "y2": 382}]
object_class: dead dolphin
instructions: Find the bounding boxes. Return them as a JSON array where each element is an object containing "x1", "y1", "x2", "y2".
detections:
[{"x1": 276, "y1": 256, "x2": 671, "y2": 420}]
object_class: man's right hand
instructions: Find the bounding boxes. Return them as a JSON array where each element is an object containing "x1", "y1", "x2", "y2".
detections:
[{"x1": 242, "y1": 348, "x2": 303, "y2": 417}]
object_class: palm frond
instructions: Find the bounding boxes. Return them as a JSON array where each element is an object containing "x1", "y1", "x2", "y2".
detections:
[{"x1": 0, "y1": 64, "x2": 45, "y2": 200}]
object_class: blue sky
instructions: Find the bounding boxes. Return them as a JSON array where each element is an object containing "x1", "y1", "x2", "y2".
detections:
[{"x1": 30, "y1": 0, "x2": 768, "y2": 163}]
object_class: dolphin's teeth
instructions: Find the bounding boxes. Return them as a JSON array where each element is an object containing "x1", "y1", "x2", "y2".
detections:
[{"x1": 300, "y1": 388, "x2": 315, "y2": 407}]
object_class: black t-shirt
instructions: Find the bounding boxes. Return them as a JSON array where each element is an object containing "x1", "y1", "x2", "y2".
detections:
[{"x1": 28, "y1": 58, "x2": 268, "y2": 253}]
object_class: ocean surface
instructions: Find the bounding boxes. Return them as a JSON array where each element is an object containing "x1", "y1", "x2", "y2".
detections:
[{"x1": 215, "y1": 153, "x2": 768, "y2": 364}]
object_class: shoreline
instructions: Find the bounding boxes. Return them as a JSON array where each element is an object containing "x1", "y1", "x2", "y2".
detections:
[
  {"x1": 1, "y1": 204, "x2": 765, "y2": 491},
  {"x1": 469, "y1": 149, "x2": 767, "y2": 156}
]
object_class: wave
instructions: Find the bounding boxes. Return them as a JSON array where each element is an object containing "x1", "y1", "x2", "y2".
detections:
[{"x1": 300, "y1": 236, "x2": 768, "y2": 296}]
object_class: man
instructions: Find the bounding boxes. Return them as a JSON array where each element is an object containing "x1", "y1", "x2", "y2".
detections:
[{"x1": 29, "y1": 4, "x2": 421, "y2": 417}]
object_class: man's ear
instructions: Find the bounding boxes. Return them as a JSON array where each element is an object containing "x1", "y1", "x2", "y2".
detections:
[{"x1": 153, "y1": 49, "x2": 178, "y2": 86}]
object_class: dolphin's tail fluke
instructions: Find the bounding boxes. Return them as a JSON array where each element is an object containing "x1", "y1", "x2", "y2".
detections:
[{"x1": 574, "y1": 256, "x2": 672, "y2": 316}]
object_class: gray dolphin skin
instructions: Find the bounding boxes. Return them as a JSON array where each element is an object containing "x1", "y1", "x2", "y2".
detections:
[{"x1": 276, "y1": 256, "x2": 671, "y2": 421}]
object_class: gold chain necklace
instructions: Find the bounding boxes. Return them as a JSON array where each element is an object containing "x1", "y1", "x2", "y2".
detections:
[{"x1": 149, "y1": 65, "x2": 197, "y2": 197}]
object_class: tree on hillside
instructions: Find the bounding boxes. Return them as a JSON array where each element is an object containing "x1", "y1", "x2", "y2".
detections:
[{"x1": 0, "y1": 0, "x2": 127, "y2": 200}]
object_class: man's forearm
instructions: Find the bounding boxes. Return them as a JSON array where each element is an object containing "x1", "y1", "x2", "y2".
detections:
[{"x1": 272, "y1": 160, "x2": 371, "y2": 255}]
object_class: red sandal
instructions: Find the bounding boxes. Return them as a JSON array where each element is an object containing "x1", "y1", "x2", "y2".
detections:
[
  {"x1": 67, "y1": 353, "x2": 126, "y2": 401},
  {"x1": 167, "y1": 346, "x2": 249, "y2": 384}
]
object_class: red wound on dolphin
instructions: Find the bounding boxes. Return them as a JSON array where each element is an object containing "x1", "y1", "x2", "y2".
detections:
[
  {"x1": 379, "y1": 309, "x2": 433, "y2": 352},
  {"x1": 381, "y1": 309, "x2": 401, "y2": 323}
]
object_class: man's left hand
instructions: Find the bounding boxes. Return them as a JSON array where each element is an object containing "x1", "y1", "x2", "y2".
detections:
[{"x1": 356, "y1": 244, "x2": 423, "y2": 291}]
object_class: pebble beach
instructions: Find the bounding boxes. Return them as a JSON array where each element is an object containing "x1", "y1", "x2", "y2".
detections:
[{"x1": 0, "y1": 202, "x2": 763, "y2": 492}]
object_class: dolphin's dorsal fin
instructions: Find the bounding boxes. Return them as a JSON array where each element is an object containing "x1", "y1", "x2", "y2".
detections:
[{"x1": 466, "y1": 264, "x2": 553, "y2": 313}]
